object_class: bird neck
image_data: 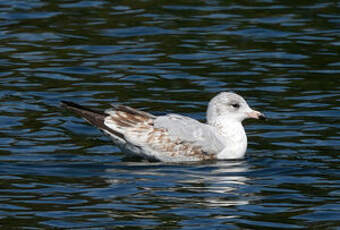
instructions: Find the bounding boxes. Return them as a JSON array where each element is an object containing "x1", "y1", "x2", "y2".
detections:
[
  {"x1": 210, "y1": 116, "x2": 245, "y2": 139},
  {"x1": 209, "y1": 116, "x2": 248, "y2": 159}
]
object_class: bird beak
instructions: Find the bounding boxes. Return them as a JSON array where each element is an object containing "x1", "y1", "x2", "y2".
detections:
[{"x1": 246, "y1": 110, "x2": 266, "y2": 120}]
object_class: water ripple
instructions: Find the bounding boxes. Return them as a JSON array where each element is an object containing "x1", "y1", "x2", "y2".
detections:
[{"x1": 0, "y1": 0, "x2": 339, "y2": 229}]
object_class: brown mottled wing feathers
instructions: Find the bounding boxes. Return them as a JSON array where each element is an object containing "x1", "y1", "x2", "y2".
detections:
[{"x1": 144, "y1": 127, "x2": 214, "y2": 160}]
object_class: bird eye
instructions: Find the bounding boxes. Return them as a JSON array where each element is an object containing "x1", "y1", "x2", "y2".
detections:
[{"x1": 231, "y1": 103, "x2": 240, "y2": 109}]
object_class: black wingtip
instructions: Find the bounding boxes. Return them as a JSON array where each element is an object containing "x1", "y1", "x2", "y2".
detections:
[
  {"x1": 60, "y1": 100, "x2": 125, "y2": 140},
  {"x1": 61, "y1": 100, "x2": 84, "y2": 109},
  {"x1": 61, "y1": 100, "x2": 105, "y2": 115},
  {"x1": 60, "y1": 100, "x2": 72, "y2": 107},
  {"x1": 259, "y1": 114, "x2": 267, "y2": 121}
]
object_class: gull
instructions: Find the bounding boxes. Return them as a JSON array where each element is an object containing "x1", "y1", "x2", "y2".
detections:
[{"x1": 61, "y1": 92, "x2": 265, "y2": 162}]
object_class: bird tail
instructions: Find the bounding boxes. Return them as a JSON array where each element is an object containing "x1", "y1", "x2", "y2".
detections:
[{"x1": 61, "y1": 101, "x2": 124, "y2": 139}]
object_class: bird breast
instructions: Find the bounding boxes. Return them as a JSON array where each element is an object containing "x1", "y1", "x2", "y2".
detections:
[{"x1": 212, "y1": 117, "x2": 248, "y2": 159}]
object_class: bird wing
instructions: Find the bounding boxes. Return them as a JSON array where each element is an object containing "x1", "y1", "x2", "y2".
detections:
[
  {"x1": 153, "y1": 114, "x2": 225, "y2": 154},
  {"x1": 105, "y1": 107, "x2": 225, "y2": 161}
]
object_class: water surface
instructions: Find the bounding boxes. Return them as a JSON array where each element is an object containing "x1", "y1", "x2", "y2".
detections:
[{"x1": 0, "y1": 0, "x2": 339, "y2": 229}]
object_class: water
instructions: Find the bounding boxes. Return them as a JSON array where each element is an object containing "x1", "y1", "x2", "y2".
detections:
[{"x1": 0, "y1": 0, "x2": 339, "y2": 229}]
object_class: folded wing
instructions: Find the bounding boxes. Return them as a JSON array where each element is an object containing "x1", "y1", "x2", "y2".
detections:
[{"x1": 154, "y1": 114, "x2": 225, "y2": 155}]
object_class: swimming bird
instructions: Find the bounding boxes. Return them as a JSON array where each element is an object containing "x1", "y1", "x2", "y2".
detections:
[{"x1": 61, "y1": 92, "x2": 265, "y2": 162}]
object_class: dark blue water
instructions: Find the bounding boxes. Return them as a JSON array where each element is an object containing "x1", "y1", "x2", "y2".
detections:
[{"x1": 0, "y1": 0, "x2": 339, "y2": 229}]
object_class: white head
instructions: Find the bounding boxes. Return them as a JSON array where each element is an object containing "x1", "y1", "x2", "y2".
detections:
[{"x1": 207, "y1": 92, "x2": 265, "y2": 124}]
